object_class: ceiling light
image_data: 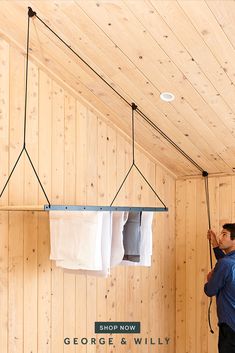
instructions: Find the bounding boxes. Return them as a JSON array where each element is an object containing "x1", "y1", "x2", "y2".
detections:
[{"x1": 160, "y1": 92, "x2": 175, "y2": 102}]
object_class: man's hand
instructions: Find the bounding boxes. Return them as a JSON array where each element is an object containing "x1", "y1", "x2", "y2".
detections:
[
  {"x1": 207, "y1": 269, "x2": 214, "y2": 282},
  {"x1": 207, "y1": 229, "x2": 219, "y2": 248}
]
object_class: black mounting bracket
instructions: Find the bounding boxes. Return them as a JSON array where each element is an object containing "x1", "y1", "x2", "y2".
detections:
[
  {"x1": 28, "y1": 7, "x2": 36, "y2": 18},
  {"x1": 131, "y1": 102, "x2": 138, "y2": 111}
]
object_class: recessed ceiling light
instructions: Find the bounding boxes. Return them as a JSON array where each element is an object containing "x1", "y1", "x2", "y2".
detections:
[{"x1": 160, "y1": 92, "x2": 175, "y2": 102}]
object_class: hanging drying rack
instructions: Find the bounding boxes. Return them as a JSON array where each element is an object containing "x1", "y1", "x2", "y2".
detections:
[{"x1": 0, "y1": 7, "x2": 168, "y2": 213}]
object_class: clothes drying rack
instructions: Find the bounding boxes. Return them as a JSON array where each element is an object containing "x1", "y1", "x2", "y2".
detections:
[{"x1": 0, "y1": 7, "x2": 168, "y2": 213}]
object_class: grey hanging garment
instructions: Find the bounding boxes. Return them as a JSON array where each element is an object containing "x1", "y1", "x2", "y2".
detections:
[{"x1": 123, "y1": 212, "x2": 142, "y2": 262}]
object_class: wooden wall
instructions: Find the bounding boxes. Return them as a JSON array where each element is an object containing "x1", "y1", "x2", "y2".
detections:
[
  {"x1": 0, "y1": 37, "x2": 176, "y2": 353},
  {"x1": 176, "y1": 175, "x2": 235, "y2": 353}
]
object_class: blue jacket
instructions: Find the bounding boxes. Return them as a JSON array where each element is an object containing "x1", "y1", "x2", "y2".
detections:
[
  {"x1": 213, "y1": 246, "x2": 225, "y2": 260},
  {"x1": 204, "y1": 249, "x2": 235, "y2": 331}
]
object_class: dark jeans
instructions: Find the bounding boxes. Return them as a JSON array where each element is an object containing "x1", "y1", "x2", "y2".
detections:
[{"x1": 219, "y1": 323, "x2": 235, "y2": 353}]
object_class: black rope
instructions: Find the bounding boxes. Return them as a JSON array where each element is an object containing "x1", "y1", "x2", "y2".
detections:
[
  {"x1": 136, "y1": 108, "x2": 204, "y2": 173},
  {"x1": 35, "y1": 13, "x2": 131, "y2": 109},
  {"x1": 110, "y1": 164, "x2": 134, "y2": 206},
  {"x1": 203, "y1": 173, "x2": 213, "y2": 271},
  {"x1": 0, "y1": 7, "x2": 51, "y2": 207},
  {"x1": 203, "y1": 172, "x2": 214, "y2": 334},
  {"x1": 25, "y1": 149, "x2": 51, "y2": 206},
  {"x1": 131, "y1": 103, "x2": 137, "y2": 164},
  {"x1": 134, "y1": 164, "x2": 167, "y2": 209},
  {"x1": 33, "y1": 9, "x2": 206, "y2": 174},
  {"x1": 0, "y1": 147, "x2": 24, "y2": 198},
  {"x1": 23, "y1": 12, "x2": 30, "y2": 147}
]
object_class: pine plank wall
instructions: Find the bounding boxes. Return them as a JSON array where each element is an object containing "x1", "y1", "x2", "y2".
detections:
[
  {"x1": 176, "y1": 176, "x2": 235, "y2": 353},
  {"x1": 0, "y1": 38, "x2": 175, "y2": 353}
]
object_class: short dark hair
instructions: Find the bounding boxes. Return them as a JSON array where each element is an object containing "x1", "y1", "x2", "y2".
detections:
[{"x1": 223, "y1": 223, "x2": 235, "y2": 239}]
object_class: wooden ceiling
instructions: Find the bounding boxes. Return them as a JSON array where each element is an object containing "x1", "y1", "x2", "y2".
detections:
[{"x1": 1, "y1": 0, "x2": 235, "y2": 177}]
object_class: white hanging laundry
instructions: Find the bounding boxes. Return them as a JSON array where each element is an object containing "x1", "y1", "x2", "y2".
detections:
[
  {"x1": 121, "y1": 212, "x2": 153, "y2": 267},
  {"x1": 49, "y1": 211, "x2": 103, "y2": 271},
  {"x1": 139, "y1": 211, "x2": 153, "y2": 266},
  {"x1": 110, "y1": 211, "x2": 129, "y2": 267},
  {"x1": 49, "y1": 210, "x2": 153, "y2": 274},
  {"x1": 123, "y1": 212, "x2": 142, "y2": 262},
  {"x1": 62, "y1": 212, "x2": 112, "y2": 277}
]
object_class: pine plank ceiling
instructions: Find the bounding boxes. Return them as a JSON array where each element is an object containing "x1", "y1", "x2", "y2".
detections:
[{"x1": 1, "y1": 0, "x2": 235, "y2": 177}]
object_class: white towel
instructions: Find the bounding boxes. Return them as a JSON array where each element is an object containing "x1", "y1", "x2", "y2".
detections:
[
  {"x1": 121, "y1": 212, "x2": 153, "y2": 267},
  {"x1": 62, "y1": 212, "x2": 112, "y2": 277},
  {"x1": 110, "y1": 211, "x2": 129, "y2": 267},
  {"x1": 49, "y1": 211, "x2": 103, "y2": 271},
  {"x1": 140, "y1": 212, "x2": 153, "y2": 265}
]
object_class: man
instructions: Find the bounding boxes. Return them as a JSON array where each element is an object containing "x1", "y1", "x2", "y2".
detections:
[{"x1": 205, "y1": 224, "x2": 235, "y2": 353}]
